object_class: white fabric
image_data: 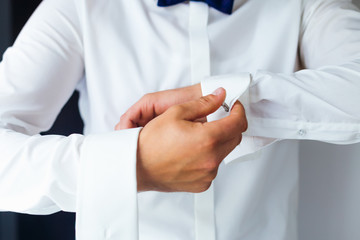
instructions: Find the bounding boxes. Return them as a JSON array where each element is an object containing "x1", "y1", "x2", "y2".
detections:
[
  {"x1": 76, "y1": 130, "x2": 141, "y2": 239},
  {"x1": 201, "y1": 74, "x2": 254, "y2": 164},
  {"x1": 0, "y1": 0, "x2": 359, "y2": 239},
  {"x1": 188, "y1": 2, "x2": 216, "y2": 240}
]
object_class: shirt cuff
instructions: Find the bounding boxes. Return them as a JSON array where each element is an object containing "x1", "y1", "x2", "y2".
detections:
[
  {"x1": 76, "y1": 128, "x2": 141, "y2": 240},
  {"x1": 201, "y1": 74, "x2": 278, "y2": 164},
  {"x1": 200, "y1": 74, "x2": 251, "y2": 122}
]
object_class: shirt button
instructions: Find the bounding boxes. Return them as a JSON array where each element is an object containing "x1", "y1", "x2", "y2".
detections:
[{"x1": 298, "y1": 129, "x2": 307, "y2": 136}]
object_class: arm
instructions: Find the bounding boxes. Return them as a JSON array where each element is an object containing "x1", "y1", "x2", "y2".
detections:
[
  {"x1": 0, "y1": 0, "x2": 141, "y2": 238},
  {"x1": 0, "y1": 0, "x2": 85, "y2": 214},
  {"x1": 204, "y1": 0, "x2": 360, "y2": 144}
]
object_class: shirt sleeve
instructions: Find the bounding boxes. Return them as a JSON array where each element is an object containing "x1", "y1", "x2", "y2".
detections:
[
  {"x1": 0, "y1": 2, "x2": 140, "y2": 239},
  {"x1": 202, "y1": 0, "x2": 360, "y2": 147}
]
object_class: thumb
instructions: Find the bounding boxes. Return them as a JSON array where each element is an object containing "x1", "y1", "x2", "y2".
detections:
[{"x1": 178, "y1": 87, "x2": 226, "y2": 121}]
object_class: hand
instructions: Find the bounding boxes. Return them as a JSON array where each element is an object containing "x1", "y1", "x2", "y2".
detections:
[
  {"x1": 115, "y1": 84, "x2": 202, "y2": 130},
  {"x1": 136, "y1": 88, "x2": 248, "y2": 193}
]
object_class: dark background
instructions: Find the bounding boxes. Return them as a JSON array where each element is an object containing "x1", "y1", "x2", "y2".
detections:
[{"x1": 0, "y1": 0, "x2": 83, "y2": 239}]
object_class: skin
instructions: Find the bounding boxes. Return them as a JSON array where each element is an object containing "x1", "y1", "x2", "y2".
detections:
[
  {"x1": 115, "y1": 84, "x2": 204, "y2": 129},
  {"x1": 115, "y1": 86, "x2": 248, "y2": 193}
]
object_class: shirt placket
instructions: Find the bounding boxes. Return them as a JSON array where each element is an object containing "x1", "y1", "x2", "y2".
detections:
[{"x1": 188, "y1": 2, "x2": 216, "y2": 240}]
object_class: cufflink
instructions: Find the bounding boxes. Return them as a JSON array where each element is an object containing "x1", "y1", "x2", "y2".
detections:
[{"x1": 222, "y1": 102, "x2": 230, "y2": 112}]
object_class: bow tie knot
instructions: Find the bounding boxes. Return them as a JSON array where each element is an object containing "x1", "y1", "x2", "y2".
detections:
[{"x1": 157, "y1": 0, "x2": 234, "y2": 15}]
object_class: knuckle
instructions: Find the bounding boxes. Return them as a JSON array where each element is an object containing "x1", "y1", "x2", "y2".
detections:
[
  {"x1": 119, "y1": 113, "x2": 127, "y2": 122},
  {"x1": 241, "y1": 118, "x2": 248, "y2": 132},
  {"x1": 205, "y1": 168, "x2": 219, "y2": 182},
  {"x1": 237, "y1": 134, "x2": 243, "y2": 146},
  {"x1": 201, "y1": 183, "x2": 212, "y2": 192},
  {"x1": 119, "y1": 114, "x2": 129, "y2": 126},
  {"x1": 202, "y1": 134, "x2": 219, "y2": 150},
  {"x1": 169, "y1": 104, "x2": 180, "y2": 112},
  {"x1": 193, "y1": 183, "x2": 212, "y2": 193},
  {"x1": 198, "y1": 95, "x2": 214, "y2": 107},
  {"x1": 210, "y1": 167, "x2": 219, "y2": 178},
  {"x1": 142, "y1": 93, "x2": 153, "y2": 107},
  {"x1": 202, "y1": 158, "x2": 219, "y2": 173},
  {"x1": 140, "y1": 93, "x2": 154, "y2": 107},
  {"x1": 235, "y1": 118, "x2": 247, "y2": 134},
  {"x1": 143, "y1": 93, "x2": 152, "y2": 99},
  {"x1": 169, "y1": 104, "x2": 186, "y2": 116}
]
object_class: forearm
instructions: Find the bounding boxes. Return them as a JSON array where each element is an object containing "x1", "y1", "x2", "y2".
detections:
[
  {"x1": 0, "y1": 129, "x2": 83, "y2": 213},
  {"x1": 247, "y1": 62, "x2": 360, "y2": 143}
]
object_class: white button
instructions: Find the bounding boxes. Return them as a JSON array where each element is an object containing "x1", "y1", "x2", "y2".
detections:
[{"x1": 298, "y1": 129, "x2": 306, "y2": 136}]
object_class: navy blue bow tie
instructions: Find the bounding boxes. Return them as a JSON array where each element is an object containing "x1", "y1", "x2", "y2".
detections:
[{"x1": 157, "y1": 0, "x2": 234, "y2": 15}]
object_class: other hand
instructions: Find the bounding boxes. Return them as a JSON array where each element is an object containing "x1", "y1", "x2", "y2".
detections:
[
  {"x1": 115, "y1": 84, "x2": 202, "y2": 130},
  {"x1": 136, "y1": 88, "x2": 247, "y2": 193}
]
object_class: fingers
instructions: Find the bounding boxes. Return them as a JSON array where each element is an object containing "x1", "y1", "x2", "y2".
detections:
[
  {"x1": 115, "y1": 116, "x2": 137, "y2": 130},
  {"x1": 116, "y1": 97, "x2": 156, "y2": 130},
  {"x1": 218, "y1": 133, "x2": 243, "y2": 159},
  {"x1": 204, "y1": 101, "x2": 247, "y2": 143},
  {"x1": 173, "y1": 88, "x2": 226, "y2": 121},
  {"x1": 117, "y1": 87, "x2": 225, "y2": 130},
  {"x1": 116, "y1": 111, "x2": 139, "y2": 130},
  {"x1": 116, "y1": 85, "x2": 203, "y2": 130}
]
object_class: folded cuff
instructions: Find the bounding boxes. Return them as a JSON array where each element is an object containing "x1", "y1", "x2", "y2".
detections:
[
  {"x1": 76, "y1": 128, "x2": 141, "y2": 240},
  {"x1": 200, "y1": 74, "x2": 278, "y2": 164}
]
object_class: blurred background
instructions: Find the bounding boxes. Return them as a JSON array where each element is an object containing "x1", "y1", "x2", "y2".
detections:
[{"x1": 0, "y1": 0, "x2": 360, "y2": 240}]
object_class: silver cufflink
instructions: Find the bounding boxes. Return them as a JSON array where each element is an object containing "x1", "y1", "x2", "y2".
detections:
[{"x1": 222, "y1": 102, "x2": 230, "y2": 112}]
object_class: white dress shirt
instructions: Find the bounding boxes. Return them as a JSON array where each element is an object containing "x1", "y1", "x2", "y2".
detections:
[{"x1": 0, "y1": 0, "x2": 360, "y2": 239}]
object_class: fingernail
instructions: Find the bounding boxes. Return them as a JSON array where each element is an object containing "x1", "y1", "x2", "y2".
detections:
[{"x1": 212, "y1": 87, "x2": 223, "y2": 96}]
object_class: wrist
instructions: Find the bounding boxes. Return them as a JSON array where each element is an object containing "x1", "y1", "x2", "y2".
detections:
[
  {"x1": 136, "y1": 128, "x2": 156, "y2": 192},
  {"x1": 136, "y1": 129, "x2": 146, "y2": 192}
]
